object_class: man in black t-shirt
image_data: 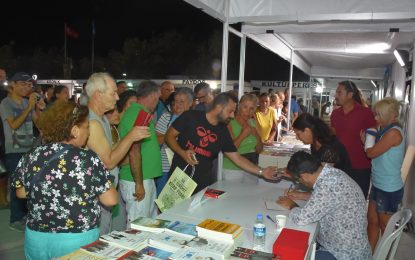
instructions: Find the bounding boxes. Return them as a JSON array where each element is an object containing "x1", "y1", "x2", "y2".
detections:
[{"x1": 166, "y1": 92, "x2": 277, "y2": 193}]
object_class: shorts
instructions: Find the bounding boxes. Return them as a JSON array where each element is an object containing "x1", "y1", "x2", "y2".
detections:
[{"x1": 369, "y1": 185, "x2": 404, "y2": 214}]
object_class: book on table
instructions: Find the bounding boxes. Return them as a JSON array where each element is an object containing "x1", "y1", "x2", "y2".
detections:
[
  {"x1": 59, "y1": 249, "x2": 105, "y2": 260},
  {"x1": 99, "y1": 229, "x2": 152, "y2": 250},
  {"x1": 80, "y1": 240, "x2": 134, "y2": 259},
  {"x1": 168, "y1": 247, "x2": 223, "y2": 260},
  {"x1": 148, "y1": 231, "x2": 192, "y2": 251},
  {"x1": 204, "y1": 188, "x2": 227, "y2": 199},
  {"x1": 196, "y1": 219, "x2": 243, "y2": 241},
  {"x1": 131, "y1": 217, "x2": 197, "y2": 238},
  {"x1": 117, "y1": 244, "x2": 176, "y2": 260},
  {"x1": 184, "y1": 236, "x2": 234, "y2": 259},
  {"x1": 229, "y1": 247, "x2": 278, "y2": 260}
]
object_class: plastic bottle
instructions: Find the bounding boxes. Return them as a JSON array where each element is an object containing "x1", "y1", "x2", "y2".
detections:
[{"x1": 253, "y1": 213, "x2": 266, "y2": 250}]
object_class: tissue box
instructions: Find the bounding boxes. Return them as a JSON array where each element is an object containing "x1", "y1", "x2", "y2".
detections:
[{"x1": 273, "y1": 228, "x2": 310, "y2": 260}]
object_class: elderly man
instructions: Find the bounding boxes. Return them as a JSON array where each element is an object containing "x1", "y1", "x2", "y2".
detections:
[
  {"x1": 85, "y1": 72, "x2": 150, "y2": 234},
  {"x1": 155, "y1": 81, "x2": 175, "y2": 121},
  {"x1": 0, "y1": 72, "x2": 44, "y2": 232},
  {"x1": 118, "y1": 80, "x2": 162, "y2": 226},
  {"x1": 277, "y1": 151, "x2": 372, "y2": 260},
  {"x1": 165, "y1": 92, "x2": 278, "y2": 194}
]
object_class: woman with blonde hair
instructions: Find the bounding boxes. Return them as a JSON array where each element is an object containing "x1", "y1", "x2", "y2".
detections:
[{"x1": 365, "y1": 97, "x2": 405, "y2": 252}]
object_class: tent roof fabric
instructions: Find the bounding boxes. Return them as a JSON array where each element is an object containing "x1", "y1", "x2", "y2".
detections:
[{"x1": 184, "y1": 0, "x2": 415, "y2": 79}]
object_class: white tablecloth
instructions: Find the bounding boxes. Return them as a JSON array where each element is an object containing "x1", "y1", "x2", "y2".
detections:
[{"x1": 158, "y1": 180, "x2": 318, "y2": 258}]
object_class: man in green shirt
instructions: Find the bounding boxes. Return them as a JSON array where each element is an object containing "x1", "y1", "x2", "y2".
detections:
[{"x1": 119, "y1": 80, "x2": 161, "y2": 226}]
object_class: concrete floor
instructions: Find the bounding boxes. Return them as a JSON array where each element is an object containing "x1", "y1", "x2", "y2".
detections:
[{"x1": 0, "y1": 208, "x2": 414, "y2": 259}]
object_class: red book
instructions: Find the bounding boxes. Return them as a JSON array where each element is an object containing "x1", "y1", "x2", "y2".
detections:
[
  {"x1": 273, "y1": 228, "x2": 309, "y2": 260},
  {"x1": 134, "y1": 110, "x2": 152, "y2": 126},
  {"x1": 204, "y1": 188, "x2": 227, "y2": 199}
]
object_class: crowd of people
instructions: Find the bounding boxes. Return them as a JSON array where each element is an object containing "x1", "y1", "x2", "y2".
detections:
[{"x1": 0, "y1": 68, "x2": 407, "y2": 260}]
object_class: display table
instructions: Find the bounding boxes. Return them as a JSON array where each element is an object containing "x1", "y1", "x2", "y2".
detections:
[
  {"x1": 159, "y1": 180, "x2": 318, "y2": 259},
  {"x1": 259, "y1": 134, "x2": 310, "y2": 169}
]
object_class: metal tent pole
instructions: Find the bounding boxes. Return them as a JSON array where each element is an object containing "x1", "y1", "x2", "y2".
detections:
[
  {"x1": 238, "y1": 35, "x2": 246, "y2": 99},
  {"x1": 217, "y1": 0, "x2": 230, "y2": 181}
]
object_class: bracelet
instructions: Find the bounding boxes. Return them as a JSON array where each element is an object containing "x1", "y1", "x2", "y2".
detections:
[{"x1": 258, "y1": 168, "x2": 263, "y2": 177}]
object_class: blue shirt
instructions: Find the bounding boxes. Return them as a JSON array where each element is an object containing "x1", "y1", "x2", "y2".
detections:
[{"x1": 372, "y1": 126, "x2": 405, "y2": 192}]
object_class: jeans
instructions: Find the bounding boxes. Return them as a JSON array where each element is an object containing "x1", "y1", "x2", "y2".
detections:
[
  {"x1": 316, "y1": 249, "x2": 337, "y2": 260},
  {"x1": 5, "y1": 153, "x2": 27, "y2": 224},
  {"x1": 155, "y1": 171, "x2": 169, "y2": 196}
]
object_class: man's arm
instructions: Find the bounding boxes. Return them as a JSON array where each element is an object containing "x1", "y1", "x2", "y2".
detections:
[
  {"x1": 4, "y1": 94, "x2": 36, "y2": 130},
  {"x1": 87, "y1": 120, "x2": 150, "y2": 169},
  {"x1": 224, "y1": 151, "x2": 275, "y2": 179},
  {"x1": 128, "y1": 142, "x2": 145, "y2": 201},
  {"x1": 165, "y1": 126, "x2": 198, "y2": 165}
]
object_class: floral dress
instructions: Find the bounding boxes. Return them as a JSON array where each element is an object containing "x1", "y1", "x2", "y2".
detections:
[{"x1": 12, "y1": 143, "x2": 112, "y2": 233}]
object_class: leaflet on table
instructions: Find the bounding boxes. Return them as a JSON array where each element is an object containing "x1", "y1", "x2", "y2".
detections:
[
  {"x1": 168, "y1": 247, "x2": 223, "y2": 260},
  {"x1": 99, "y1": 229, "x2": 152, "y2": 250},
  {"x1": 184, "y1": 236, "x2": 234, "y2": 259},
  {"x1": 148, "y1": 232, "x2": 192, "y2": 251},
  {"x1": 130, "y1": 217, "x2": 197, "y2": 238}
]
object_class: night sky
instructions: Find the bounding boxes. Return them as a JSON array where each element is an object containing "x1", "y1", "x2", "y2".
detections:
[{"x1": 1, "y1": 0, "x2": 309, "y2": 81}]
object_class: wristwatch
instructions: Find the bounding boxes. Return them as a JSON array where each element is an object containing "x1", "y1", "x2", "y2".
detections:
[{"x1": 258, "y1": 168, "x2": 264, "y2": 177}]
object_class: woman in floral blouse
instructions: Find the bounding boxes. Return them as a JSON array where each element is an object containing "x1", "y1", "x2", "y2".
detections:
[{"x1": 13, "y1": 102, "x2": 118, "y2": 260}]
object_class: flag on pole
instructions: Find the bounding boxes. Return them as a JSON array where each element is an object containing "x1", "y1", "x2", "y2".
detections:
[
  {"x1": 65, "y1": 25, "x2": 79, "y2": 38},
  {"x1": 92, "y1": 20, "x2": 96, "y2": 35}
]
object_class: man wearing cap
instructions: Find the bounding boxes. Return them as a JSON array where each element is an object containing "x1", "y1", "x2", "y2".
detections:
[{"x1": 0, "y1": 72, "x2": 45, "y2": 232}]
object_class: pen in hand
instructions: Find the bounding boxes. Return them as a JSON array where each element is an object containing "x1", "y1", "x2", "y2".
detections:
[{"x1": 287, "y1": 184, "x2": 293, "y2": 193}]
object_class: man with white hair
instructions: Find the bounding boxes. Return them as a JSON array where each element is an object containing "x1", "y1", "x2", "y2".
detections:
[{"x1": 85, "y1": 72, "x2": 150, "y2": 234}]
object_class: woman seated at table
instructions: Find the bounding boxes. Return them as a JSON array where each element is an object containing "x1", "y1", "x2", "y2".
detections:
[
  {"x1": 285, "y1": 113, "x2": 351, "y2": 200},
  {"x1": 365, "y1": 97, "x2": 405, "y2": 252},
  {"x1": 224, "y1": 94, "x2": 263, "y2": 183},
  {"x1": 12, "y1": 102, "x2": 119, "y2": 260}
]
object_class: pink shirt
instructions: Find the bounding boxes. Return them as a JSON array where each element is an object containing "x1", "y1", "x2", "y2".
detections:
[{"x1": 330, "y1": 103, "x2": 376, "y2": 169}]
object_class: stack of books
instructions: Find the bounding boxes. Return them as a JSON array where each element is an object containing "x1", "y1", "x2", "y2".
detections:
[{"x1": 196, "y1": 219, "x2": 244, "y2": 246}]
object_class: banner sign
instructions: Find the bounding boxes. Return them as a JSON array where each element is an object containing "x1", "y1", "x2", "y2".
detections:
[{"x1": 251, "y1": 81, "x2": 317, "y2": 89}]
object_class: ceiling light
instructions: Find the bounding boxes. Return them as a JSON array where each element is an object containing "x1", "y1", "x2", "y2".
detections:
[
  {"x1": 346, "y1": 42, "x2": 390, "y2": 54},
  {"x1": 370, "y1": 80, "x2": 377, "y2": 88},
  {"x1": 393, "y1": 49, "x2": 406, "y2": 67}
]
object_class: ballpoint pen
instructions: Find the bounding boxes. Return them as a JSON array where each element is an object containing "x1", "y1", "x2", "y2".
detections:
[
  {"x1": 266, "y1": 215, "x2": 277, "y2": 224},
  {"x1": 287, "y1": 184, "x2": 293, "y2": 193}
]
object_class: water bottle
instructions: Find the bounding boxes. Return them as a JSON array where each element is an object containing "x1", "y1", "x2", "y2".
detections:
[{"x1": 253, "y1": 213, "x2": 266, "y2": 250}]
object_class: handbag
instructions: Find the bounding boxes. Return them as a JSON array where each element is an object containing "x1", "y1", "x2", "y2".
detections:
[{"x1": 155, "y1": 164, "x2": 197, "y2": 212}]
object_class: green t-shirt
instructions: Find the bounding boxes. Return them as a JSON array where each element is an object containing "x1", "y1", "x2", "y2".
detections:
[
  {"x1": 119, "y1": 103, "x2": 162, "y2": 182},
  {"x1": 223, "y1": 118, "x2": 258, "y2": 170}
]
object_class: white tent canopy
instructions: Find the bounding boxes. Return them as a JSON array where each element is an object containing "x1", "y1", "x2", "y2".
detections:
[{"x1": 184, "y1": 0, "x2": 415, "y2": 79}]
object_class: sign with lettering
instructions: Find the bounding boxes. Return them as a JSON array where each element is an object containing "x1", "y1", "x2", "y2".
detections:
[{"x1": 251, "y1": 81, "x2": 317, "y2": 89}]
